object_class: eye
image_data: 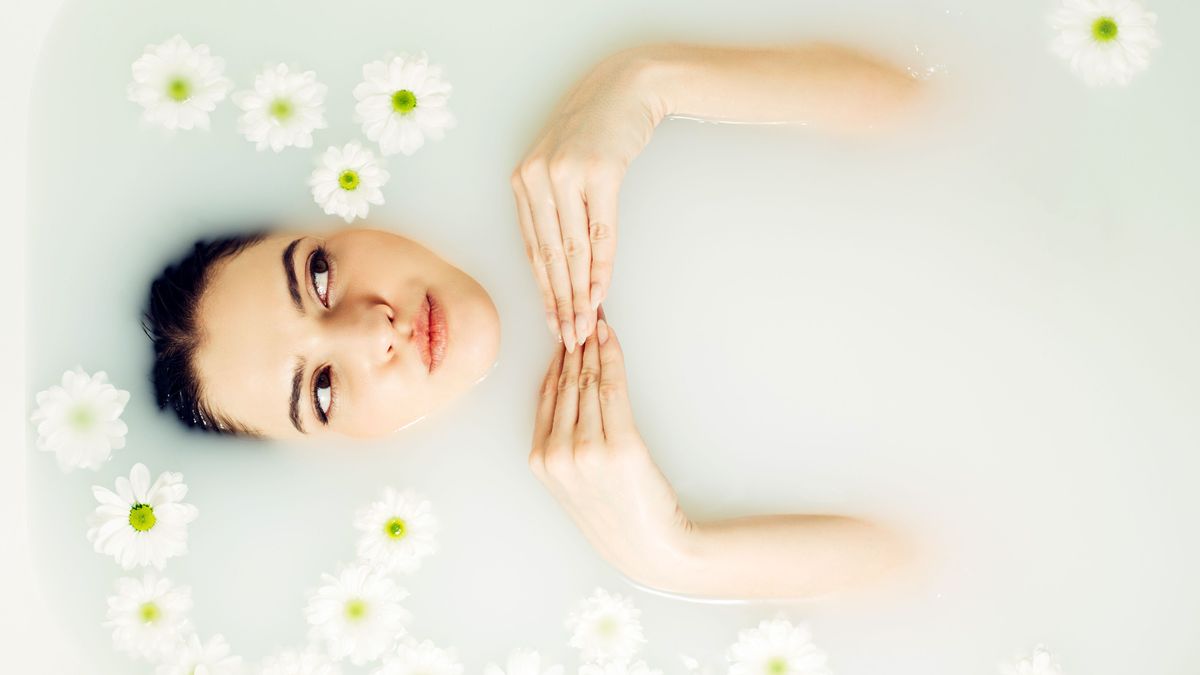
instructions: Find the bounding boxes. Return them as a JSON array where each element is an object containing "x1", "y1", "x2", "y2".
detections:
[
  {"x1": 314, "y1": 366, "x2": 333, "y2": 424},
  {"x1": 310, "y1": 246, "x2": 331, "y2": 307}
]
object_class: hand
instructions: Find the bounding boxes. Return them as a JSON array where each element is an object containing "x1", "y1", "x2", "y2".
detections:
[
  {"x1": 511, "y1": 49, "x2": 670, "y2": 350},
  {"x1": 529, "y1": 309, "x2": 694, "y2": 585}
]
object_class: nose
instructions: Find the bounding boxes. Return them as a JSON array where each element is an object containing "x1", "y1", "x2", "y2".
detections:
[{"x1": 327, "y1": 300, "x2": 397, "y2": 366}]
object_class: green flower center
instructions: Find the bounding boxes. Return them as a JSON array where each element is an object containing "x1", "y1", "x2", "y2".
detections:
[
  {"x1": 128, "y1": 503, "x2": 157, "y2": 532},
  {"x1": 384, "y1": 517, "x2": 407, "y2": 539},
  {"x1": 597, "y1": 616, "x2": 618, "y2": 636},
  {"x1": 67, "y1": 404, "x2": 95, "y2": 431},
  {"x1": 392, "y1": 89, "x2": 417, "y2": 114},
  {"x1": 1092, "y1": 16, "x2": 1119, "y2": 42},
  {"x1": 166, "y1": 77, "x2": 191, "y2": 102},
  {"x1": 139, "y1": 601, "x2": 160, "y2": 623},
  {"x1": 338, "y1": 170, "x2": 360, "y2": 191},
  {"x1": 345, "y1": 598, "x2": 368, "y2": 621},
  {"x1": 766, "y1": 657, "x2": 788, "y2": 674},
  {"x1": 269, "y1": 98, "x2": 294, "y2": 120}
]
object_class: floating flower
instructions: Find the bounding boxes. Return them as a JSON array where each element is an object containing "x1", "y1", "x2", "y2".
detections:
[
  {"x1": 260, "y1": 646, "x2": 343, "y2": 675},
  {"x1": 579, "y1": 661, "x2": 663, "y2": 675},
  {"x1": 30, "y1": 366, "x2": 130, "y2": 472},
  {"x1": 1049, "y1": 0, "x2": 1160, "y2": 86},
  {"x1": 354, "y1": 487, "x2": 439, "y2": 575},
  {"x1": 104, "y1": 572, "x2": 193, "y2": 662},
  {"x1": 127, "y1": 34, "x2": 233, "y2": 130},
  {"x1": 482, "y1": 647, "x2": 564, "y2": 675},
  {"x1": 309, "y1": 141, "x2": 390, "y2": 223},
  {"x1": 565, "y1": 588, "x2": 645, "y2": 665},
  {"x1": 305, "y1": 562, "x2": 413, "y2": 665},
  {"x1": 86, "y1": 462, "x2": 199, "y2": 570},
  {"x1": 726, "y1": 618, "x2": 830, "y2": 675},
  {"x1": 232, "y1": 63, "x2": 328, "y2": 152},
  {"x1": 372, "y1": 637, "x2": 464, "y2": 675},
  {"x1": 353, "y1": 51, "x2": 456, "y2": 156},
  {"x1": 999, "y1": 645, "x2": 1063, "y2": 675},
  {"x1": 156, "y1": 633, "x2": 242, "y2": 675}
]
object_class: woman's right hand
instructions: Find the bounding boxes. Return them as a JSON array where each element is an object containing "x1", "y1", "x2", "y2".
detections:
[{"x1": 510, "y1": 48, "x2": 671, "y2": 350}]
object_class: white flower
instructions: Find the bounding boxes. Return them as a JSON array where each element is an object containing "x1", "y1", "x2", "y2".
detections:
[
  {"x1": 156, "y1": 633, "x2": 242, "y2": 675},
  {"x1": 372, "y1": 637, "x2": 464, "y2": 675},
  {"x1": 1049, "y1": 0, "x2": 1160, "y2": 86},
  {"x1": 353, "y1": 51, "x2": 456, "y2": 156},
  {"x1": 127, "y1": 34, "x2": 232, "y2": 130},
  {"x1": 483, "y1": 647, "x2": 564, "y2": 675},
  {"x1": 999, "y1": 645, "x2": 1063, "y2": 675},
  {"x1": 86, "y1": 462, "x2": 199, "y2": 570},
  {"x1": 678, "y1": 654, "x2": 716, "y2": 675},
  {"x1": 565, "y1": 588, "x2": 645, "y2": 665},
  {"x1": 305, "y1": 562, "x2": 413, "y2": 665},
  {"x1": 726, "y1": 618, "x2": 830, "y2": 675},
  {"x1": 232, "y1": 63, "x2": 328, "y2": 152},
  {"x1": 104, "y1": 572, "x2": 193, "y2": 662},
  {"x1": 354, "y1": 487, "x2": 439, "y2": 575},
  {"x1": 309, "y1": 141, "x2": 389, "y2": 223},
  {"x1": 30, "y1": 366, "x2": 130, "y2": 472},
  {"x1": 579, "y1": 661, "x2": 662, "y2": 675},
  {"x1": 259, "y1": 646, "x2": 343, "y2": 675}
]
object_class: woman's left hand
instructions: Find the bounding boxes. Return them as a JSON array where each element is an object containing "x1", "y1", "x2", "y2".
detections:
[
  {"x1": 511, "y1": 48, "x2": 670, "y2": 350},
  {"x1": 529, "y1": 310, "x2": 695, "y2": 586}
]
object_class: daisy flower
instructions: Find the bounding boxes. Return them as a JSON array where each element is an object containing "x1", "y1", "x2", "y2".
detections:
[
  {"x1": 353, "y1": 51, "x2": 457, "y2": 156},
  {"x1": 309, "y1": 141, "x2": 389, "y2": 223},
  {"x1": 999, "y1": 645, "x2": 1063, "y2": 675},
  {"x1": 564, "y1": 588, "x2": 645, "y2": 665},
  {"x1": 232, "y1": 63, "x2": 328, "y2": 152},
  {"x1": 86, "y1": 462, "x2": 199, "y2": 570},
  {"x1": 104, "y1": 572, "x2": 193, "y2": 661},
  {"x1": 259, "y1": 646, "x2": 343, "y2": 675},
  {"x1": 127, "y1": 34, "x2": 233, "y2": 130},
  {"x1": 30, "y1": 366, "x2": 130, "y2": 472},
  {"x1": 483, "y1": 647, "x2": 564, "y2": 675},
  {"x1": 305, "y1": 562, "x2": 413, "y2": 665},
  {"x1": 726, "y1": 618, "x2": 830, "y2": 675},
  {"x1": 579, "y1": 661, "x2": 662, "y2": 675},
  {"x1": 1049, "y1": 0, "x2": 1160, "y2": 86},
  {"x1": 372, "y1": 637, "x2": 464, "y2": 675},
  {"x1": 354, "y1": 487, "x2": 439, "y2": 575},
  {"x1": 156, "y1": 633, "x2": 242, "y2": 675}
]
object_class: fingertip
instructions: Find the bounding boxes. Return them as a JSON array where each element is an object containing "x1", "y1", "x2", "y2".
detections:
[
  {"x1": 590, "y1": 283, "x2": 602, "y2": 310},
  {"x1": 597, "y1": 319, "x2": 610, "y2": 344}
]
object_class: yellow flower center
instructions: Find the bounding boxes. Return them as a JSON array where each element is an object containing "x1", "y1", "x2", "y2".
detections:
[
  {"x1": 1092, "y1": 16, "x2": 1119, "y2": 42},
  {"x1": 338, "y1": 170, "x2": 360, "y2": 191},
  {"x1": 128, "y1": 504, "x2": 157, "y2": 532},
  {"x1": 139, "y1": 601, "x2": 160, "y2": 623},
  {"x1": 68, "y1": 404, "x2": 95, "y2": 431},
  {"x1": 392, "y1": 89, "x2": 417, "y2": 114},
  {"x1": 384, "y1": 517, "x2": 407, "y2": 539},
  {"x1": 269, "y1": 98, "x2": 294, "y2": 120},
  {"x1": 766, "y1": 656, "x2": 788, "y2": 674},
  {"x1": 167, "y1": 77, "x2": 191, "y2": 102},
  {"x1": 345, "y1": 598, "x2": 368, "y2": 621}
]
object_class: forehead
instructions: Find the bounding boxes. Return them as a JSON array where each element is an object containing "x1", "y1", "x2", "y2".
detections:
[{"x1": 193, "y1": 231, "x2": 305, "y2": 438}]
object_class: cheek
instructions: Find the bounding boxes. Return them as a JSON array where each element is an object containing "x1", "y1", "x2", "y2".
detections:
[{"x1": 341, "y1": 373, "x2": 431, "y2": 439}]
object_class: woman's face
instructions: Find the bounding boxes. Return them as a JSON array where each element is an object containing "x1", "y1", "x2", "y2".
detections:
[{"x1": 193, "y1": 227, "x2": 501, "y2": 439}]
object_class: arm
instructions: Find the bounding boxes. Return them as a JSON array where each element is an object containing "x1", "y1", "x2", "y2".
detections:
[
  {"x1": 530, "y1": 309, "x2": 912, "y2": 600},
  {"x1": 512, "y1": 42, "x2": 922, "y2": 350}
]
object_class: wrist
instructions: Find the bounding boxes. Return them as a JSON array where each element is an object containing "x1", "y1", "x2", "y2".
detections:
[{"x1": 606, "y1": 43, "x2": 689, "y2": 122}]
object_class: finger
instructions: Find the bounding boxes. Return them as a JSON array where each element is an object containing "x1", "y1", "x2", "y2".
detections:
[
  {"x1": 596, "y1": 319, "x2": 636, "y2": 438},
  {"x1": 550, "y1": 337, "x2": 584, "y2": 443},
  {"x1": 512, "y1": 179, "x2": 560, "y2": 339},
  {"x1": 576, "y1": 331, "x2": 603, "y2": 442},
  {"x1": 533, "y1": 346, "x2": 566, "y2": 445},
  {"x1": 596, "y1": 304, "x2": 606, "y2": 322},
  {"x1": 551, "y1": 177, "x2": 594, "y2": 345},
  {"x1": 524, "y1": 169, "x2": 578, "y2": 351},
  {"x1": 584, "y1": 175, "x2": 620, "y2": 311}
]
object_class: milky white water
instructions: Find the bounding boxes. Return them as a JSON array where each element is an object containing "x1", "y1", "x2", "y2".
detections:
[{"x1": 24, "y1": 0, "x2": 1200, "y2": 672}]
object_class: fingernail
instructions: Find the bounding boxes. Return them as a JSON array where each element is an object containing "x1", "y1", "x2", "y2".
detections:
[
  {"x1": 575, "y1": 314, "x2": 589, "y2": 343},
  {"x1": 597, "y1": 319, "x2": 610, "y2": 344},
  {"x1": 590, "y1": 283, "x2": 602, "y2": 310},
  {"x1": 561, "y1": 320, "x2": 575, "y2": 352}
]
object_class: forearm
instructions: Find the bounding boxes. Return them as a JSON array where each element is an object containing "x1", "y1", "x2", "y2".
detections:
[
  {"x1": 634, "y1": 513, "x2": 910, "y2": 600},
  {"x1": 624, "y1": 41, "x2": 923, "y2": 131}
]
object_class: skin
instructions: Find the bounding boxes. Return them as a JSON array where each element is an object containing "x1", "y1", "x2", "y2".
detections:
[{"x1": 193, "y1": 227, "x2": 501, "y2": 439}]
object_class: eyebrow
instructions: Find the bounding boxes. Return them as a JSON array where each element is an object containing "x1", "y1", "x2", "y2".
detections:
[
  {"x1": 290, "y1": 357, "x2": 306, "y2": 434},
  {"x1": 283, "y1": 237, "x2": 305, "y2": 316}
]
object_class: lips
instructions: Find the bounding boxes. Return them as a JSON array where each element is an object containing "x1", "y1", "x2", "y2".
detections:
[{"x1": 413, "y1": 292, "x2": 448, "y2": 373}]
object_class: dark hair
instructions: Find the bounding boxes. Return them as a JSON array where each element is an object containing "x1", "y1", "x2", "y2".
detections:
[{"x1": 141, "y1": 230, "x2": 272, "y2": 437}]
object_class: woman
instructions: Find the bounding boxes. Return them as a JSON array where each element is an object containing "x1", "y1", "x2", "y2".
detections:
[{"x1": 143, "y1": 41, "x2": 922, "y2": 598}]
